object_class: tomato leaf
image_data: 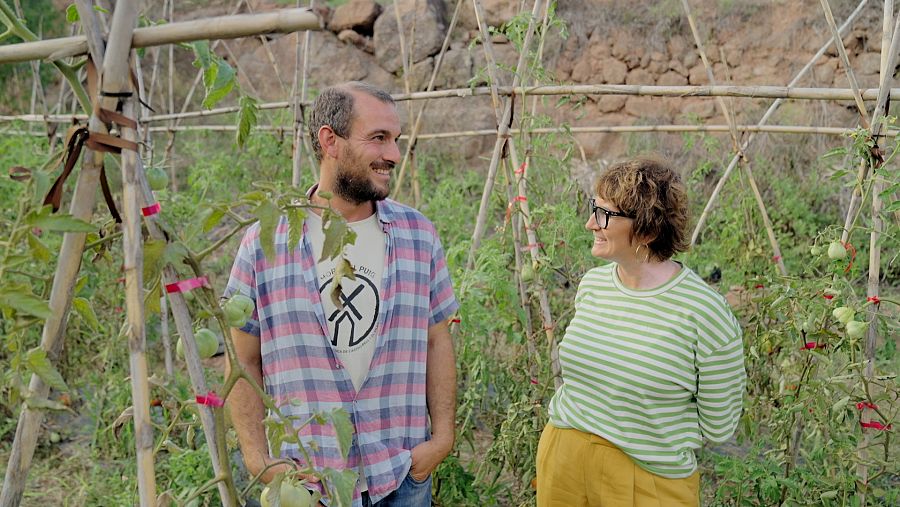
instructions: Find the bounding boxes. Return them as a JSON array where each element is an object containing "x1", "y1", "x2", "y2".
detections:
[
  {"x1": 143, "y1": 239, "x2": 167, "y2": 281},
  {"x1": 254, "y1": 201, "x2": 281, "y2": 262},
  {"x1": 25, "y1": 347, "x2": 69, "y2": 392},
  {"x1": 327, "y1": 408, "x2": 354, "y2": 460},
  {"x1": 26, "y1": 205, "x2": 95, "y2": 233},
  {"x1": 0, "y1": 288, "x2": 51, "y2": 319},
  {"x1": 24, "y1": 395, "x2": 73, "y2": 412},
  {"x1": 27, "y1": 232, "x2": 52, "y2": 262},
  {"x1": 322, "y1": 468, "x2": 358, "y2": 507},
  {"x1": 287, "y1": 207, "x2": 306, "y2": 254},
  {"x1": 72, "y1": 297, "x2": 100, "y2": 330},
  {"x1": 236, "y1": 95, "x2": 259, "y2": 148},
  {"x1": 202, "y1": 207, "x2": 227, "y2": 233}
]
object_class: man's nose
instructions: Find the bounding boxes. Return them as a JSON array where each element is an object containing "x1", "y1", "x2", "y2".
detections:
[{"x1": 385, "y1": 139, "x2": 402, "y2": 164}]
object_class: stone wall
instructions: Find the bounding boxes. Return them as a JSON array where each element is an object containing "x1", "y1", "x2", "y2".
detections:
[{"x1": 226, "y1": 0, "x2": 884, "y2": 160}]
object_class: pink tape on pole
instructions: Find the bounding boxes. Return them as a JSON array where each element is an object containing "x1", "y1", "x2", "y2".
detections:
[
  {"x1": 860, "y1": 421, "x2": 892, "y2": 431},
  {"x1": 513, "y1": 196, "x2": 528, "y2": 202},
  {"x1": 165, "y1": 276, "x2": 209, "y2": 294},
  {"x1": 856, "y1": 402, "x2": 878, "y2": 411},
  {"x1": 514, "y1": 162, "x2": 527, "y2": 175},
  {"x1": 141, "y1": 202, "x2": 162, "y2": 216}
]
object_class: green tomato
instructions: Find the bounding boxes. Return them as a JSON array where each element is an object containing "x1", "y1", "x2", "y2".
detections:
[
  {"x1": 832, "y1": 306, "x2": 855, "y2": 324},
  {"x1": 846, "y1": 320, "x2": 867, "y2": 339},
  {"x1": 146, "y1": 166, "x2": 168, "y2": 191},
  {"x1": 224, "y1": 294, "x2": 254, "y2": 327},
  {"x1": 810, "y1": 245, "x2": 822, "y2": 256},
  {"x1": 177, "y1": 328, "x2": 219, "y2": 360},
  {"x1": 260, "y1": 482, "x2": 312, "y2": 507},
  {"x1": 520, "y1": 264, "x2": 535, "y2": 283},
  {"x1": 827, "y1": 241, "x2": 846, "y2": 260}
]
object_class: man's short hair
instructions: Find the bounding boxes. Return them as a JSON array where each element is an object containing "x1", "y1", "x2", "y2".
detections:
[{"x1": 308, "y1": 82, "x2": 395, "y2": 161}]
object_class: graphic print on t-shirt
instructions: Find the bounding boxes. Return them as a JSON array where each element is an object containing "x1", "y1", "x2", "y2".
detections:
[{"x1": 318, "y1": 265, "x2": 381, "y2": 353}]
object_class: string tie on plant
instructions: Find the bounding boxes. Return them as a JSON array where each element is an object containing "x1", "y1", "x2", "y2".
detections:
[
  {"x1": 141, "y1": 202, "x2": 162, "y2": 217},
  {"x1": 754, "y1": 284, "x2": 765, "y2": 289},
  {"x1": 513, "y1": 196, "x2": 528, "y2": 203},
  {"x1": 521, "y1": 243, "x2": 543, "y2": 252},
  {"x1": 196, "y1": 391, "x2": 224, "y2": 408},
  {"x1": 856, "y1": 402, "x2": 878, "y2": 411},
  {"x1": 530, "y1": 378, "x2": 538, "y2": 385},
  {"x1": 860, "y1": 421, "x2": 892, "y2": 431},
  {"x1": 822, "y1": 294, "x2": 835, "y2": 300},
  {"x1": 772, "y1": 255, "x2": 781, "y2": 262},
  {"x1": 165, "y1": 276, "x2": 210, "y2": 294},
  {"x1": 514, "y1": 162, "x2": 526, "y2": 175},
  {"x1": 866, "y1": 296, "x2": 880, "y2": 305},
  {"x1": 450, "y1": 318, "x2": 461, "y2": 324},
  {"x1": 801, "y1": 342, "x2": 826, "y2": 350}
]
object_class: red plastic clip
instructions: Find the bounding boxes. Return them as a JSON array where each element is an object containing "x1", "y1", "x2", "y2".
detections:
[
  {"x1": 867, "y1": 296, "x2": 881, "y2": 305},
  {"x1": 860, "y1": 421, "x2": 892, "y2": 431},
  {"x1": 196, "y1": 391, "x2": 224, "y2": 408},
  {"x1": 141, "y1": 202, "x2": 161, "y2": 216},
  {"x1": 801, "y1": 342, "x2": 826, "y2": 350},
  {"x1": 165, "y1": 276, "x2": 209, "y2": 294}
]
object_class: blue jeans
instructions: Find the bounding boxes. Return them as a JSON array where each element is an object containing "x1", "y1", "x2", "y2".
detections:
[{"x1": 363, "y1": 473, "x2": 432, "y2": 507}]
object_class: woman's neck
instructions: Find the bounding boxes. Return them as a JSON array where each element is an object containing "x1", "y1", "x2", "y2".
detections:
[{"x1": 616, "y1": 258, "x2": 681, "y2": 290}]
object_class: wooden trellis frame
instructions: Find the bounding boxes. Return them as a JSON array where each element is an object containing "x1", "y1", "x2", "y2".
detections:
[{"x1": 0, "y1": 0, "x2": 896, "y2": 505}]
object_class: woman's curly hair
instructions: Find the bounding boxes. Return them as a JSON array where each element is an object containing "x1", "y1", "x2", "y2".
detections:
[{"x1": 594, "y1": 157, "x2": 690, "y2": 262}]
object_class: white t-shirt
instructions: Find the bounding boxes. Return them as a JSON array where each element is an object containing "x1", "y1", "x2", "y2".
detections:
[{"x1": 306, "y1": 211, "x2": 385, "y2": 393}]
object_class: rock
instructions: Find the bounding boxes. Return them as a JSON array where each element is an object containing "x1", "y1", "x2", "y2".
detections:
[
  {"x1": 681, "y1": 99, "x2": 716, "y2": 120},
  {"x1": 624, "y1": 97, "x2": 659, "y2": 118},
  {"x1": 856, "y1": 52, "x2": 882, "y2": 75},
  {"x1": 688, "y1": 64, "x2": 709, "y2": 85},
  {"x1": 600, "y1": 58, "x2": 628, "y2": 84},
  {"x1": 571, "y1": 58, "x2": 594, "y2": 83},
  {"x1": 337, "y1": 29, "x2": 375, "y2": 54},
  {"x1": 471, "y1": 41, "x2": 518, "y2": 85},
  {"x1": 430, "y1": 48, "x2": 474, "y2": 89},
  {"x1": 657, "y1": 71, "x2": 688, "y2": 86},
  {"x1": 596, "y1": 95, "x2": 626, "y2": 113},
  {"x1": 668, "y1": 59, "x2": 688, "y2": 76},
  {"x1": 328, "y1": 0, "x2": 383, "y2": 36},
  {"x1": 625, "y1": 68, "x2": 655, "y2": 86},
  {"x1": 458, "y1": 0, "x2": 520, "y2": 30},
  {"x1": 373, "y1": 0, "x2": 446, "y2": 74}
]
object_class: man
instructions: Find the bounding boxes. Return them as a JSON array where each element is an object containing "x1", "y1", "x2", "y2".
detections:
[{"x1": 224, "y1": 82, "x2": 459, "y2": 506}]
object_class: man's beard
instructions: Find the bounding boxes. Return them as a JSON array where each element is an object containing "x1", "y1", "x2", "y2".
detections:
[{"x1": 333, "y1": 149, "x2": 392, "y2": 205}]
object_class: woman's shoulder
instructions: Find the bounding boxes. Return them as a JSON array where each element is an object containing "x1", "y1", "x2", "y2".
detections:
[{"x1": 674, "y1": 268, "x2": 738, "y2": 316}]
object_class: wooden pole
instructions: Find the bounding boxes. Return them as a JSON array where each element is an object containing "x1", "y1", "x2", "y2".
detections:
[
  {"x1": 291, "y1": 0, "x2": 315, "y2": 187},
  {"x1": 96, "y1": 3, "x2": 157, "y2": 505},
  {"x1": 691, "y1": 0, "x2": 869, "y2": 245},
  {"x1": 0, "y1": 1, "x2": 106, "y2": 503},
  {"x1": 855, "y1": 2, "x2": 895, "y2": 501},
  {"x1": 0, "y1": 8, "x2": 322, "y2": 64},
  {"x1": 680, "y1": 0, "x2": 787, "y2": 275},
  {"x1": 391, "y1": 0, "x2": 465, "y2": 197},
  {"x1": 465, "y1": 0, "x2": 542, "y2": 271},
  {"x1": 819, "y1": 0, "x2": 871, "y2": 128}
]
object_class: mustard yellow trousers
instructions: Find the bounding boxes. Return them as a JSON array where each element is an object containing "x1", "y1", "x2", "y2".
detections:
[{"x1": 536, "y1": 424, "x2": 699, "y2": 507}]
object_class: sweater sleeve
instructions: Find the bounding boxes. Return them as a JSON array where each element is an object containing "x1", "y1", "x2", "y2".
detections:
[{"x1": 696, "y1": 320, "x2": 746, "y2": 443}]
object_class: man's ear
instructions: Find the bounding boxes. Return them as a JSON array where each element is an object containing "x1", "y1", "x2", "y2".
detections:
[{"x1": 318, "y1": 125, "x2": 340, "y2": 159}]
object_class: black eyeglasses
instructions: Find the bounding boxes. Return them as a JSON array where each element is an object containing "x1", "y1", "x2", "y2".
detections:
[{"x1": 590, "y1": 198, "x2": 635, "y2": 229}]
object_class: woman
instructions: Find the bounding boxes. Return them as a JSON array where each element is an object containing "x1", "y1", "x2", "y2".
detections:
[{"x1": 537, "y1": 158, "x2": 745, "y2": 507}]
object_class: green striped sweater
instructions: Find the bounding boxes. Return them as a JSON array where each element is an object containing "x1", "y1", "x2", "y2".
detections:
[{"x1": 548, "y1": 263, "x2": 746, "y2": 478}]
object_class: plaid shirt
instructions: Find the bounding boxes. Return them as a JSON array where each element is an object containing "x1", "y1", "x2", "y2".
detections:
[{"x1": 224, "y1": 197, "x2": 459, "y2": 505}]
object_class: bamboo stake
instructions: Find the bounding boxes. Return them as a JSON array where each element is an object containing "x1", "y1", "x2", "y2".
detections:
[
  {"x1": 0, "y1": 8, "x2": 322, "y2": 64},
  {"x1": 855, "y1": 2, "x2": 894, "y2": 501},
  {"x1": 9, "y1": 121, "x2": 900, "y2": 139},
  {"x1": 393, "y1": 0, "x2": 416, "y2": 203},
  {"x1": 0, "y1": 1, "x2": 108, "y2": 503},
  {"x1": 680, "y1": 0, "x2": 787, "y2": 275},
  {"x1": 508, "y1": 0, "x2": 561, "y2": 389},
  {"x1": 97, "y1": 3, "x2": 158, "y2": 505},
  {"x1": 691, "y1": 0, "x2": 869, "y2": 245},
  {"x1": 290, "y1": 0, "x2": 315, "y2": 187},
  {"x1": 391, "y1": 0, "x2": 464, "y2": 196},
  {"x1": 819, "y1": 0, "x2": 871, "y2": 128},
  {"x1": 465, "y1": 0, "x2": 542, "y2": 271}
]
